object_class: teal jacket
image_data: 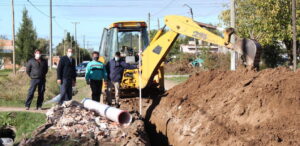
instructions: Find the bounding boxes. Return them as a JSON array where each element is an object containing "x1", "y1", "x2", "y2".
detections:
[{"x1": 85, "y1": 60, "x2": 108, "y2": 81}]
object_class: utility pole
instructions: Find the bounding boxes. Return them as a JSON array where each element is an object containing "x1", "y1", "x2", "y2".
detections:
[
  {"x1": 63, "y1": 30, "x2": 67, "y2": 55},
  {"x1": 87, "y1": 41, "x2": 89, "y2": 50},
  {"x1": 11, "y1": 0, "x2": 16, "y2": 74},
  {"x1": 49, "y1": 0, "x2": 53, "y2": 70},
  {"x1": 72, "y1": 22, "x2": 79, "y2": 65},
  {"x1": 230, "y1": 0, "x2": 237, "y2": 71},
  {"x1": 183, "y1": 4, "x2": 197, "y2": 56},
  {"x1": 83, "y1": 35, "x2": 85, "y2": 50},
  {"x1": 148, "y1": 13, "x2": 151, "y2": 40},
  {"x1": 83, "y1": 35, "x2": 85, "y2": 62},
  {"x1": 157, "y1": 18, "x2": 160, "y2": 29},
  {"x1": 292, "y1": 0, "x2": 297, "y2": 71}
]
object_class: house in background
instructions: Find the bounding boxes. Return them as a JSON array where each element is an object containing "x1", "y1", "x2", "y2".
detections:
[
  {"x1": 0, "y1": 40, "x2": 14, "y2": 69},
  {"x1": 180, "y1": 40, "x2": 229, "y2": 54},
  {"x1": 179, "y1": 22, "x2": 229, "y2": 55},
  {"x1": 0, "y1": 39, "x2": 61, "y2": 69}
]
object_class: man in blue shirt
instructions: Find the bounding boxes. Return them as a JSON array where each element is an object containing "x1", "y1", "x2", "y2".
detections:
[
  {"x1": 106, "y1": 52, "x2": 137, "y2": 107},
  {"x1": 85, "y1": 51, "x2": 108, "y2": 102}
]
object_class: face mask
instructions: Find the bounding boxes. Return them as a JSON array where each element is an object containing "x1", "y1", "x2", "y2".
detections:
[
  {"x1": 35, "y1": 54, "x2": 41, "y2": 59},
  {"x1": 114, "y1": 57, "x2": 120, "y2": 61},
  {"x1": 67, "y1": 52, "x2": 72, "y2": 57},
  {"x1": 93, "y1": 57, "x2": 99, "y2": 61}
]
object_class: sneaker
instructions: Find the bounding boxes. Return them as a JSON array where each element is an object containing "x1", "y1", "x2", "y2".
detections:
[
  {"x1": 25, "y1": 107, "x2": 30, "y2": 110},
  {"x1": 36, "y1": 107, "x2": 42, "y2": 110}
]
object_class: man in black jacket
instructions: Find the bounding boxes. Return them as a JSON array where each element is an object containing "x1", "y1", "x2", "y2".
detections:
[
  {"x1": 57, "y1": 48, "x2": 76, "y2": 104},
  {"x1": 25, "y1": 49, "x2": 48, "y2": 110}
]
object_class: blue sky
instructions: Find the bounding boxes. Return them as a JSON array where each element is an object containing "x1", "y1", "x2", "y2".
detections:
[{"x1": 0, "y1": 0, "x2": 229, "y2": 51}]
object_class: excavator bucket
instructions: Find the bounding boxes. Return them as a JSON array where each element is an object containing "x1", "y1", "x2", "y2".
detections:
[{"x1": 233, "y1": 38, "x2": 261, "y2": 70}]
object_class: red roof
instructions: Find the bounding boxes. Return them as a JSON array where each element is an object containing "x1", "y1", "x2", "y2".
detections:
[{"x1": 0, "y1": 40, "x2": 13, "y2": 47}]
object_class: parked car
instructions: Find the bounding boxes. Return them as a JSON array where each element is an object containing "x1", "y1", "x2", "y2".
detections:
[{"x1": 76, "y1": 62, "x2": 89, "y2": 77}]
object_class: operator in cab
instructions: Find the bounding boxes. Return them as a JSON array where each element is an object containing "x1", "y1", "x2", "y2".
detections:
[
  {"x1": 85, "y1": 51, "x2": 108, "y2": 102},
  {"x1": 106, "y1": 52, "x2": 137, "y2": 108}
]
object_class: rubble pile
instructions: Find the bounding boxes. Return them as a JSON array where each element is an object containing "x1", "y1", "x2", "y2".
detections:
[{"x1": 20, "y1": 101, "x2": 149, "y2": 146}]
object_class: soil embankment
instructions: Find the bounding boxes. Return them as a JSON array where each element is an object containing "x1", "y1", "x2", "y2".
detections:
[{"x1": 149, "y1": 67, "x2": 300, "y2": 146}]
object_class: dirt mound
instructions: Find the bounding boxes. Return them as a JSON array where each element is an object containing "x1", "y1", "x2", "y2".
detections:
[
  {"x1": 149, "y1": 67, "x2": 300, "y2": 146},
  {"x1": 20, "y1": 101, "x2": 149, "y2": 146}
]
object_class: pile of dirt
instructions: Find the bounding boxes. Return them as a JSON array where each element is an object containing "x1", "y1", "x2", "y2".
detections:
[
  {"x1": 149, "y1": 67, "x2": 300, "y2": 146},
  {"x1": 19, "y1": 101, "x2": 149, "y2": 146}
]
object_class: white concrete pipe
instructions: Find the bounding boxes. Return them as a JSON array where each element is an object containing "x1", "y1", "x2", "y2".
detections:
[{"x1": 81, "y1": 98, "x2": 132, "y2": 126}]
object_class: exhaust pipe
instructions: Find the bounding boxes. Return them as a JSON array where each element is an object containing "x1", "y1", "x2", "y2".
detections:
[{"x1": 81, "y1": 98, "x2": 132, "y2": 126}]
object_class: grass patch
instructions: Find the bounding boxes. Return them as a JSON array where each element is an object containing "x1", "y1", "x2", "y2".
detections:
[
  {"x1": 0, "y1": 69, "x2": 12, "y2": 76},
  {"x1": 72, "y1": 79, "x2": 90, "y2": 102},
  {"x1": 0, "y1": 69, "x2": 11, "y2": 81},
  {"x1": 0, "y1": 70, "x2": 60, "y2": 107},
  {"x1": 0, "y1": 112, "x2": 46, "y2": 143},
  {"x1": 165, "y1": 76, "x2": 189, "y2": 83},
  {"x1": 164, "y1": 72, "x2": 190, "y2": 75}
]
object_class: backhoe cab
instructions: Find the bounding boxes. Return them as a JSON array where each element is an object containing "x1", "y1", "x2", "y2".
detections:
[{"x1": 99, "y1": 21, "x2": 157, "y2": 91}]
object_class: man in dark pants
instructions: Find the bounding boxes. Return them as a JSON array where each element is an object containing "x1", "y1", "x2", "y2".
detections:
[
  {"x1": 106, "y1": 52, "x2": 137, "y2": 107},
  {"x1": 25, "y1": 49, "x2": 48, "y2": 110},
  {"x1": 57, "y1": 48, "x2": 77, "y2": 104},
  {"x1": 85, "y1": 51, "x2": 108, "y2": 102}
]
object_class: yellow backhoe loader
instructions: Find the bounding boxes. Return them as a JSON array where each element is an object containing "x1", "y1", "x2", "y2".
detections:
[{"x1": 99, "y1": 15, "x2": 261, "y2": 94}]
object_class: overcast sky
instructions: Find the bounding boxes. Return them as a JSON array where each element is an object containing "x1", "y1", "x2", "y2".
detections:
[{"x1": 0, "y1": 0, "x2": 229, "y2": 51}]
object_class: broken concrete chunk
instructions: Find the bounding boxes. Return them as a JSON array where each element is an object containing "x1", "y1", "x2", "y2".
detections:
[{"x1": 19, "y1": 100, "x2": 150, "y2": 146}]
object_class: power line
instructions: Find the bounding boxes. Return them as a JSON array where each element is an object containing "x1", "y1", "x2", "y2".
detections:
[
  {"x1": 53, "y1": 18, "x2": 65, "y2": 31},
  {"x1": 27, "y1": 0, "x2": 66, "y2": 33},
  {"x1": 1, "y1": 2, "x2": 223, "y2": 7},
  {"x1": 152, "y1": 0, "x2": 177, "y2": 16},
  {"x1": 27, "y1": 0, "x2": 49, "y2": 17}
]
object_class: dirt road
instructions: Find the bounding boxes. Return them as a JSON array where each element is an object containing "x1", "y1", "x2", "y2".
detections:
[
  {"x1": 164, "y1": 79, "x2": 180, "y2": 90},
  {"x1": 0, "y1": 107, "x2": 47, "y2": 113}
]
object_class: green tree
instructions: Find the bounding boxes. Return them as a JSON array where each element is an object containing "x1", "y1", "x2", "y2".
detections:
[
  {"x1": 55, "y1": 32, "x2": 91, "y2": 62},
  {"x1": 79, "y1": 48, "x2": 92, "y2": 61},
  {"x1": 261, "y1": 41, "x2": 286, "y2": 68},
  {"x1": 15, "y1": 8, "x2": 38, "y2": 64},
  {"x1": 149, "y1": 29, "x2": 158, "y2": 41},
  {"x1": 37, "y1": 38, "x2": 49, "y2": 54},
  {"x1": 219, "y1": 0, "x2": 297, "y2": 67},
  {"x1": 168, "y1": 35, "x2": 190, "y2": 58},
  {"x1": 55, "y1": 32, "x2": 76, "y2": 56}
]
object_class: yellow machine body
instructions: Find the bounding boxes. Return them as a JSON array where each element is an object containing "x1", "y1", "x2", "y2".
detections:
[{"x1": 99, "y1": 15, "x2": 234, "y2": 93}]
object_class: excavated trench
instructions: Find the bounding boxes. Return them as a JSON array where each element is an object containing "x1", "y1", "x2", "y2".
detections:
[
  {"x1": 143, "y1": 95, "x2": 169, "y2": 146},
  {"x1": 119, "y1": 92, "x2": 171, "y2": 146},
  {"x1": 144, "y1": 120, "x2": 169, "y2": 146}
]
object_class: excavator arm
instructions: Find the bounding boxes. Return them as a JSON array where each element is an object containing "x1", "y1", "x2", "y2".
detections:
[{"x1": 140, "y1": 15, "x2": 234, "y2": 88}]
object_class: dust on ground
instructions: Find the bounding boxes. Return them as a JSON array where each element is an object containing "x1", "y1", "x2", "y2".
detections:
[{"x1": 148, "y1": 67, "x2": 300, "y2": 146}]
